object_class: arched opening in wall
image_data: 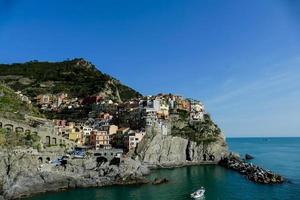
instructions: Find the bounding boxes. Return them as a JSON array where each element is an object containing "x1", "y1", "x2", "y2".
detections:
[
  {"x1": 15, "y1": 127, "x2": 24, "y2": 133},
  {"x1": 4, "y1": 124, "x2": 13, "y2": 132},
  {"x1": 38, "y1": 157, "x2": 43, "y2": 163},
  {"x1": 61, "y1": 159, "x2": 67, "y2": 169},
  {"x1": 45, "y1": 136, "x2": 51, "y2": 146},
  {"x1": 96, "y1": 156, "x2": 108, "y2": 166},
  {"x1": 46, "y1": 157, "x2": 50, "y2": 162},
  {"x1": 109, "y1": 157, "x2": 120, "y2": 166},
  {"x1": 203, "y1": 154, "x2": 207, "y2": 161}
]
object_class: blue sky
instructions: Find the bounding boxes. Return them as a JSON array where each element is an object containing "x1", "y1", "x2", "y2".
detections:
[{"x1": 0, "y1": 0, "x2": 300, "y2": 137}]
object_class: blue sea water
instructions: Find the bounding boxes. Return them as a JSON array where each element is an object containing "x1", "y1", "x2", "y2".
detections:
[{"x1": 28, "y1": 137, "x2": 300, "y2": 200}]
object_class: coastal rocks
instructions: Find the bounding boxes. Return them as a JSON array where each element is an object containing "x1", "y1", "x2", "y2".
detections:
[
  {"x1": 230, "y1": 152, "x2": 240, "y2": 160},
  {"x1": 152, "y1": 178, "x2": 169, "y2": 185},
  {"x1": 0, "y1": 152, "x2": 150, "y2": 199},
  {"x1": 219, "y1": 154, "x2": 284, "y2": 184},
  {"x1": 3, "y1": 171, "x2": 78, "y2": 199},
  {"x1": 245, "y1": 154, "x2": 254, "y2": 160},
  {"x1": 114, "y1": 176, "x2": 149, "y2": 185}
]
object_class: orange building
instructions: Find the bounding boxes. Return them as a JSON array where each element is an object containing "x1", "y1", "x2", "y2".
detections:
[
  {"x1": 177, "y1": 99, "x2": 191, "y2": 112},
  {"x1": 90, "y1": 130, "x2": 111, "y2": 149}
]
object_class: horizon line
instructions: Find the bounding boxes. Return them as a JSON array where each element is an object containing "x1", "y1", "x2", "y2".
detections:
[{"x1": 227, "y1": 136, "x2": 300, "y2": 138}]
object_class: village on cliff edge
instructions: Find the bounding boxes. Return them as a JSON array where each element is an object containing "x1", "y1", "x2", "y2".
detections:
[{"x1": 0, "y1": 60, "x2": 284, "y2": 199}]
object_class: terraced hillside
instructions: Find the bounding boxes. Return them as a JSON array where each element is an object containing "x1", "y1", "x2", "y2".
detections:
[
  {"x1": 0, "y1": 84, "x2": 43, "y2": 120},
  {"x1": 0, "y1": 58, "x2": 141, "y2": 102}
]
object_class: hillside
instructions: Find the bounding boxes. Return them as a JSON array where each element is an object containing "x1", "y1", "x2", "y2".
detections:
[
  {"x1": 0, "y1": 58, "x2": 141, "y2": 102},
  {"x1": 0, "y1": 84, "x2": 43, "y2": 120}
]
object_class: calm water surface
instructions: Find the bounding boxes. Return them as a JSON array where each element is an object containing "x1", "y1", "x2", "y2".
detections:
[{"x1": 28, "y1": 137, "x2": 300, "y2": 200}]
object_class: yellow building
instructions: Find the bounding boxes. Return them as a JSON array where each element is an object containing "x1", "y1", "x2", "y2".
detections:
[
  {"x1": 68, "y1": 127, "x2": 83, "y2": 144},
  {"x1": 108, "y1": 125, "x2": 118, "y2": 135},
  {"x1": 99, "y1": 125, "x2": 118, "y2": 135},
  {"x1": 158, "y1": 103, "x2": 169, "y2": 119}
]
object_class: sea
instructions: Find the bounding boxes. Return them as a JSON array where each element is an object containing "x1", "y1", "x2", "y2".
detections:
[{"x1": 28, "y1": 137, "x2": 300, "y2": 200}]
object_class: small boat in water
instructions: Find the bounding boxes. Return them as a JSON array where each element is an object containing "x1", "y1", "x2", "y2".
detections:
[{"x1": 190, "y1": 187, "x2": 205, "y2": 199}]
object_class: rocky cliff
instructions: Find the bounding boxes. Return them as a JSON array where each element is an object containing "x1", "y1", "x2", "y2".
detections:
[
  {"x1": 0, "y1": 152, "x2": 149, "y2": 199},
  {"x1": 136, "y1": 114, "x2": 228, "y2": 167}
]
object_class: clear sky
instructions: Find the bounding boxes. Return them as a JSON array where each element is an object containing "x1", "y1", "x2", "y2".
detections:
[{"x1": 1, "y1": 0, "x2": 300, "y2": 137}]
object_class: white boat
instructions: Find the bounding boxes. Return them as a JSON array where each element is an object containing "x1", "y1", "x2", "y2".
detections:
[{"x1": 190, "y1": 187, "x2": 205, "y2": 199}]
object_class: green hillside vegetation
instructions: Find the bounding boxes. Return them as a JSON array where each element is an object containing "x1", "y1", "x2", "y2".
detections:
[
  {"x1": 0, "y1": 58, "x2": 141, "y2": 101},
  {"x1": 0, "y1": 84, "x2": 43, "y2": 120},
  {"x1": 171, "y1": 113, "x2": 221, "y2": 144}
]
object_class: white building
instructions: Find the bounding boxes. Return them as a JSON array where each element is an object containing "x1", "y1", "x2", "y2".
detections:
[
  {"x1": 83, "y1": 126, "x2": 93, "y2": 136},
  {"x1": 127, "y1": 130, "x2": 146, "y2": 150}
]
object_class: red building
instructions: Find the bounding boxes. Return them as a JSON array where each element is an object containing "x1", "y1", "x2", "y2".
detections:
[{"x1": 81, "y1": 96, "x2": 103, "y2": 105}]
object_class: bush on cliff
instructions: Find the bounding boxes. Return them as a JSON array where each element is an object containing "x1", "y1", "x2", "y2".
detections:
[{"x1": 171, "y1": 114, "x2": 221, "y2": 144}]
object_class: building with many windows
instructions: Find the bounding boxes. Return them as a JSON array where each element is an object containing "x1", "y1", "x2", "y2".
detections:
[{"x1": 90, "y1": 130, "x2": 111, "y2": 149}]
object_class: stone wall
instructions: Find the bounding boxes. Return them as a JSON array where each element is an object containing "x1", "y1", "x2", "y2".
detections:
[{"x1": 0, "y1": 117, "x2": 75, "y2": 148}]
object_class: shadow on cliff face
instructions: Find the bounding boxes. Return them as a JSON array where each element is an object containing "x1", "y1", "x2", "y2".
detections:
[{"x1": 185, "y1": 140, "x2": 192, "y2": 161}]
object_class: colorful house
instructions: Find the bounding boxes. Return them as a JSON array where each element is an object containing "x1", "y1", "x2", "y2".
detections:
[
  {"x1": 90, "y1": 130, "x2": 111, "y2": 149},
  {"x1": 124, "y1": 130, "x2": 146, "y2": 150}
]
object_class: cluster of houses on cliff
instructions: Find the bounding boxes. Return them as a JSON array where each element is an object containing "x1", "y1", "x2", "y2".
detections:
[
  {"x1": 36, "y1": 93, "x2": 81, "y2": 110},
  {"x1": 25, "y1": 92, "x2": 205, "y2": 151},
  {"x1": 53, "y1": 119, "x2": 146, "y2": 151}
]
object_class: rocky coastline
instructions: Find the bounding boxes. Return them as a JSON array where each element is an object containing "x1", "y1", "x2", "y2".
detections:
[
  {"x1": 0, "y1": 150, "x2": 286, "y2": 200},
  {"x1": 0, "y1": 152, "x2": 150, "y2": 200},
  {"x1": 0, "y1": 134, "x2": 285, "y2": 200},
  {"x1": 219, "y1": 153, "x2": 284, "y2": 184}
]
